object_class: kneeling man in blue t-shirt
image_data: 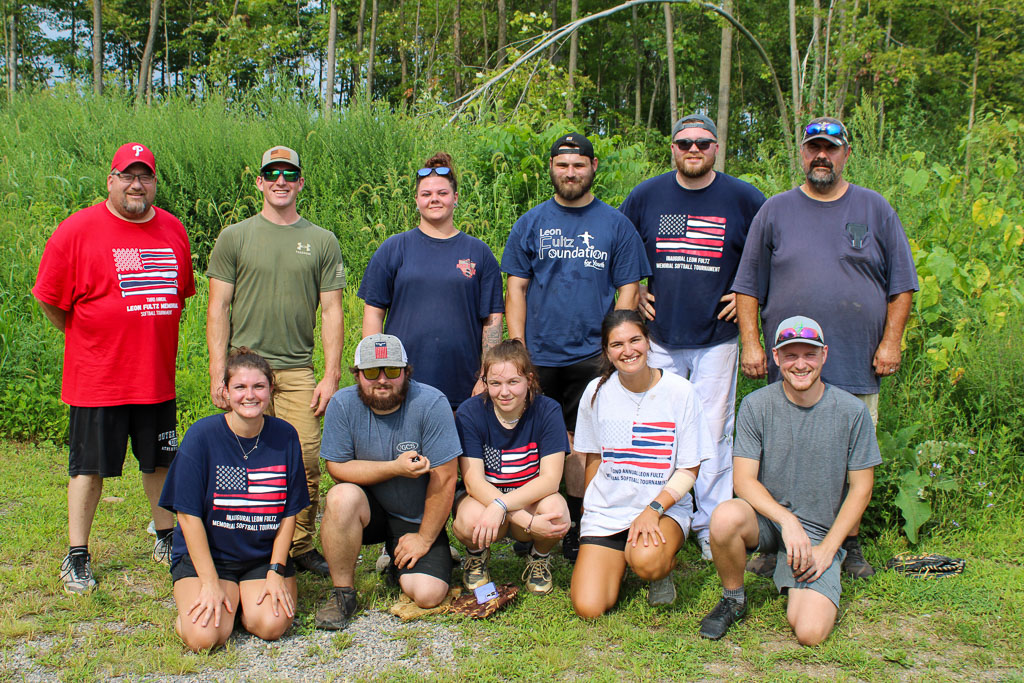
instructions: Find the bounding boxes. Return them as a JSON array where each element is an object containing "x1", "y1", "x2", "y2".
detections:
[
  {"x1": 315, "y1": 334, "x2": 461, "y2": 630},
  {"x1": 699, "y1": 316, "x2": 881, "y2": 645}
]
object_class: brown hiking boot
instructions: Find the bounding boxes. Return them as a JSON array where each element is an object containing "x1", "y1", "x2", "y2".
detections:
[{"x1": 841, "y1": 536, "x2": 876, "y2": 579}]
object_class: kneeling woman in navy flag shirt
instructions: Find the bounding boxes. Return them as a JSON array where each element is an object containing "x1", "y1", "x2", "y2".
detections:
[{"x1": 160, "y1": 348, "x2": 309, "y2": 651}]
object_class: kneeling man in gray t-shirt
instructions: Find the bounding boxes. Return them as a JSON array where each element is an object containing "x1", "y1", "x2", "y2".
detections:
[
  {"x1": 698, "y1": 316, "x2": 881, "y2": 645},
  {"x1": 315, "y1": 334, "x2": 461, "y2": 630}
]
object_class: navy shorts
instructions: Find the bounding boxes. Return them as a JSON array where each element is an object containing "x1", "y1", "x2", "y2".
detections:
[
  {"x1": 171, "y1": 553, "x2": 296, "y2": 584},
  {"x1": 68, "y1": 399, "x2": 178, "y2": 477},
  {"x1": 362, "y1": 487, "x2": 452, "y2": 584}
]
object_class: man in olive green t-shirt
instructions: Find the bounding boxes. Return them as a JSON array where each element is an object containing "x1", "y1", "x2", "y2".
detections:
[{"x1": 206, "y1": 146, "x2": 345, "y2": 576}]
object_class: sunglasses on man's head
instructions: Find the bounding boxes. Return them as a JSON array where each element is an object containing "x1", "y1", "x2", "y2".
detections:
[
  {"x1": 416, "y1": 166, "x2": 452, "y2": 178},
  {"x1": 776, "y1": 326, "x2": 823, "y2": 345},
  {"x1": 261, "y1": 168, "x2": 301, "y2": 182},
  {"x1": 362, "y1": 366, "x2": 403, "y2": 380},
  {"x1": 673, "y1": 138, "x2": 716, "y2": 152},
  {"x1": 804, "y1": 122, "x2": 847, "y2": 140}
]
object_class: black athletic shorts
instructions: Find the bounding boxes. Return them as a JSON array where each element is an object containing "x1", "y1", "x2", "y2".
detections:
[
  {"x1": 535, "y1": 353, "x2": 604, "y2": 432},
  {"x1": 68, "y1": 399, "x2": 178, "y2": 477},
  {"x1": 579, "y1": 529, "x2": 629, "y2": 552},
  {"x1": 362, "y1": 487, "x2": 452, "y2": 584},
  {"x1": 171, "y1": 553, "x2": 296, "y2": 583}
]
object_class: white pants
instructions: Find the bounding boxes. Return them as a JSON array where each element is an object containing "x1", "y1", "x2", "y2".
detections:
[{"x1": 647, "y1": 336, "x2": 738, "y2": 541}]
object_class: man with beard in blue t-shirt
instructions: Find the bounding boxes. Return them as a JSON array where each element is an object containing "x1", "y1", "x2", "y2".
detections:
[
  {"x1": 501, "y1": 133, "x2": 650, "y2": 564},
  {"x1": 620, "y1": 114, "x2": 765, "y2": 571}
]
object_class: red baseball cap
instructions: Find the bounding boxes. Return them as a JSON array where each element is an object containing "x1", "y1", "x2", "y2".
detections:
[{"x1": 111, "y1": 143, "x2": 156, "y2": 173}]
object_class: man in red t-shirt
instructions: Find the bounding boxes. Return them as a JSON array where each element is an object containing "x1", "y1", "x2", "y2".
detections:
[{"x1": 33, "y1": 143, "x2": 195, "y2": 594}]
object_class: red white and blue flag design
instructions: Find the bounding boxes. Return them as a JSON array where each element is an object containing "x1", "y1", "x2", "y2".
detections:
[
  {"x1": 112, "y1": 247, "x2": 180, "y2": 298},
  {"x1": 374, "y1": 341, "x2": 388, "y2": 359},
  {"x1": 213, "y1": 464, "x2": 287, "y2": 514},
  {"x1": 656, "y1": 214, "x2": 726, "y2": 259},
  {"x1": 602, "y1": 422, "x2": 676, "y2": 470},
  {"x1": 483, "y1": 443, "x2": 540, "y2": 491}
]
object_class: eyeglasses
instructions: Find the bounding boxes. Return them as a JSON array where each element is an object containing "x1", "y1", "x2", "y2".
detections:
[
  {"x1": 416, "y1": 166, "x2": 452, "y2": 178},
  {"x1": 111, "y1": 171, "x2": 155, "y2": 184},
  {"x1": 775, "y1": 326, "x2": 823, "y2": 345},
  {"x1": 261, "y1": 168, "x2": 301, "y2": 182},
  {"x1": 673, "y1": 138, "x2": 716, "y2": 152},
  {"x1": 804, "y1": 122, "x2": 847, "y2": 140},
  {"x1": 362, "y1": 367, "x2": 403, "y2": 380}
]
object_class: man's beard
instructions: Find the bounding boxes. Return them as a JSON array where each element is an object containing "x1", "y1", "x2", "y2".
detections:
[
  {"x1": 120, "y1": 194, "x2": 151, "y2": 217},
  {"x1": 549, "y1": 167, "x2": 595, "y2": 202},
  {"x1": 805, "y1": 160, "x2": 837, "y2": 190},
  {"x1": 676, "y1": 153, "x2": 715, "y2": 178},
  {"x1": 357, "y1": 375, "x2": 411, "y2": 412}
]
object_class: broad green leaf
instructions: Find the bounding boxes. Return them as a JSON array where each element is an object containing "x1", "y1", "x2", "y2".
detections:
[
  {"x1": 902, "y1": 168, "x2": 930, "y2": 196},
  {"x1": 895, "y1": 489, "x2": 931, "y2": 545}
]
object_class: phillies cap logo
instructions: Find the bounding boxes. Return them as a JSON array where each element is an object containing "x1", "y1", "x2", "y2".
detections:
[
  {"x1": 374, "y1": 341, "x2": 388, "y2": 359},
  {"x1": 132, "y1": 145, "x2": 145, "y2": 157},
  {"x1": 456, "y1": 258, "x2": 477, "y2": 279}
]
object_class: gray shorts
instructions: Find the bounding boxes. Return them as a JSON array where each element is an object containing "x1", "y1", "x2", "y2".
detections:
[{"x1": 755, "y1": 515, "x2": 845, "y2": 607}]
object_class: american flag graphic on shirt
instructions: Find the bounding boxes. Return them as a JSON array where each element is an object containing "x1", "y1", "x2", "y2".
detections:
[
  {"x1": 213, "y1": 465, "x2": 287, "y2": 514},
  {"x1": 656, "y1": 214, "x2": 726, "y2": 258},
  {"x1": 112, "y1": 247, "x2": 180, "y2": 298},
  {"x1": 602, "y1": 422, "x2": 676, "y2": 470},
  {"x1": 483, "y1": 443, "x2": 540, "y2": 492}
]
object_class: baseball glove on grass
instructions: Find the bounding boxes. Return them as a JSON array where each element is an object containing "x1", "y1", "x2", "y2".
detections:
[
  {"x1": 885, "y1": 553, "x2": 965, "y2": 578},
  {"x1": 448, "y1": 583, "x2": 519, "y2": 619}
]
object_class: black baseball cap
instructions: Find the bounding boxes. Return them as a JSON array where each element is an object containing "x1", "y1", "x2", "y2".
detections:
[{"x1": 550, "y1": 133, "x2": 595, "y2": 159}]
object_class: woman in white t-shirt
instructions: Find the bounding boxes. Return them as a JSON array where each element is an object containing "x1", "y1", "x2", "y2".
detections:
[{"x1": 570, "y1": 310, "x2": 715, "y2": 618}]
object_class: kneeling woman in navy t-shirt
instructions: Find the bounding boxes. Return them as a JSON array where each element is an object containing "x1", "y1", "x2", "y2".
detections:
[
  {"x1": 453, "y1": 340, "x2": 570, "y2": 595},
  {"x1": 160, "y1": 348, "x2": 309, "y2": 651}
]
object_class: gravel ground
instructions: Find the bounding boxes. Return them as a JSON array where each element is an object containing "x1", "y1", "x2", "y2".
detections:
[{"x1": 3, "y1": 609, "x2": 464, "y2": 681}]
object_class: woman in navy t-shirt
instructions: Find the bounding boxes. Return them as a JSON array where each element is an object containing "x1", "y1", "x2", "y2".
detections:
[
  {"x1": 160, "y1": 348, "x2": 309, "y2": 651},
  {"x1": 358, "y1": 151, "x2": 504, "y2": 409},
  {"x1": 453, "y1": 340, "x2": 571, "y2": 595}
]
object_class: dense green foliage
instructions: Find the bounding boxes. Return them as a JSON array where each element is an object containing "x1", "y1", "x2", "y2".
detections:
[{"x1": 0, "y1": 89, "x2": 1021, "y2": 547}]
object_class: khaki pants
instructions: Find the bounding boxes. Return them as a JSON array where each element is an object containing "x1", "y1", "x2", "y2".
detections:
[
  {"x1": 852, "y1": 393, "x2": 880, "y2": 427},
  {"x1": 266, "y1": 367, "x2": 322, "y2": 557}
]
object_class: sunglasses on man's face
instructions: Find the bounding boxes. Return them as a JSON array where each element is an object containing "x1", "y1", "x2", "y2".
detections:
[
  {"x1": 416, "y1": 166, "x2": 452, "y2": 178},
  {"x1": 261, "y1": 168, "x2": 301, "y2": 182},
  {"x1": 362, "y1": 367, "x2": 403, "y2": 380},
  {"x1": 673, "y1": 138, "x2": 716, "y2": 152},
  {"x1": 776, "y1": 326, "x2": 823, "y2": 345}
]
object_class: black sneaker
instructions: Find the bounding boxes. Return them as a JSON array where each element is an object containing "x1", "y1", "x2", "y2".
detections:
[
  {"x1": 294, "y1": 548, "x2": 330, "y2": 577},
  {"x1": 562, "y1": 524, "x2": 579, "y2": 564},
  {"x1": 315, "y1": 587, "x2": 358, "y2": 630},
  {"x1": 746, "y1": 553, "x2": 776, "y2": 578},
  {"x1": 699, "y1": 596, "x2": 747, "y2": 640},
  {"x1": 841, "y1": 536, "x2": 876, "y2": 579}
]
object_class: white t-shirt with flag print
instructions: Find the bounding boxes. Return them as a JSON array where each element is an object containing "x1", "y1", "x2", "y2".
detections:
[{"x1": 574, "y1": 370, "x2": 716, "y2": 538}]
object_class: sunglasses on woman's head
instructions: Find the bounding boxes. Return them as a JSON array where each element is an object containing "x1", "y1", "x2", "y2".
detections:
[{"x1": 416, "y1": 166, "x2": 452, "y2": 178}]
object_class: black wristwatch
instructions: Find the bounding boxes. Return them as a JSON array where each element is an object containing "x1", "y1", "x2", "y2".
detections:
[
  {"x1": 648, "y1": 500, "x2": 665, "y2": 515},
  {"x1": 268, "y1": 563, "x2": 285, "y2": 575}
]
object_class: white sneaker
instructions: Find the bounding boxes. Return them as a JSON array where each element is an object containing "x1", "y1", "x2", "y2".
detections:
[
  {"x1": 699, "y1": 536, "x2": 713, "y2": 561},
  {"x1": 375, "y1": 547, "x2": 391, "y2": 573},
  {"x1": 152, "y1": 536, "x2": 172, "y2": 566},
  {"x1": 146, "y1": 520, "x2": 156, "y2": 536}
]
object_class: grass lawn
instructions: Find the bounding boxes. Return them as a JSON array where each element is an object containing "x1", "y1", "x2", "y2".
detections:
[{"x1": 1, "y1": 439, "x2": 1022, "y2": 681}]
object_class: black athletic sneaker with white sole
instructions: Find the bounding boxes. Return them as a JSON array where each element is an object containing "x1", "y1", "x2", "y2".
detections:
[{"x1": 699, "y1": 597, "x2": 747, "y2": 640}]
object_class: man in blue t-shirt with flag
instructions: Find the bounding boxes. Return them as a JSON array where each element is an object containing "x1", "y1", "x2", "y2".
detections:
[{"x1": 620, "y1": 114, "x2": 766, "y2": 566}]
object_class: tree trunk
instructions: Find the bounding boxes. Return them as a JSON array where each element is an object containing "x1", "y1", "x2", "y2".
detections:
[
  {"x1": 92, "y1": 0, "x2": 103, "y2": 94},
  {"x1": 325, "y1": 0, "x2": 337, "y2": 114},
  {"x1": 7, "y1": 13, "x2": 15, "y2": 101},
  {"x1": 808, "y1": 0, "x2": 822, "y2": 114},
  {"x1": 136, "y1": 0, "x2": 162, "y2": 105},
  {"x1": 398, "y1": 0, "x2": 408, "y2": 93},
  {"x1": 663, "y1": 4, "x2": 677, "y2": 124},
  {"x1": 632, "y1": 5, "x2": 641, "y2": 125},
  {"x1": 453, "y1": 0, "x2": 463, "y2": 97},
  {"x1": 481, "y1": 2, "x2": 489, "y2": 66},
  {"x1": 70, "y1": 1, "x2": 78, "y2": 82},
  {"x1": 353, "y1": 0, "x2": 366, "y2": 98},
  {"x1": 366, "y1": 0, "x2": 379, "y2": 95},
  {"x1": 715, "y1": 0, "x2": 733, "y2": 171},
  {"x1": 497, "y1": 0, "x2": 507, "y2": 67},
  {"x1": 548, "y1": 0, "x2": 558, "y2": 62},
  {"x1": 647, "y1": 58, "x2": 664, "y2": 130},
  {"x1": 788, "y1": 0, "x2": 801, "y2": 131},
  {"x1": 566, "y1": 0, "x2": 578, "y2": 117}
]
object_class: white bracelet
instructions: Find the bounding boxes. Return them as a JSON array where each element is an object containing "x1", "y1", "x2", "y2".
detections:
[{"x1": 492, "y1": 497, "x2": 508, "y2": 513}]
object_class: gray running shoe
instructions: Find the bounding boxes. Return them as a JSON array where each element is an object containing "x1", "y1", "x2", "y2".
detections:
[
  {"x1": 462, "y1": 549, "x2": 491, "y2": 591},
  {"x1": 647, "y1": 573, "x2": 677, "y2": 606},
  {"x1": 60, "y1": 552, "x2": 97, "y2": 594},
  {"x1": 146, "y1": 520, "x2": 156, "y2": 536},
  {"x1": 152, "y1": 536, "x2": 172, "y2": 566},
  {"x1": 698, "y1": 536, "x2": 713, "y2": 561},
  {"x1": 522, "y1": 554, "x2": 553, "y2": 595},
  {"x1": 376, "y1": 547, "x2": 392, "y2": 573}
]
